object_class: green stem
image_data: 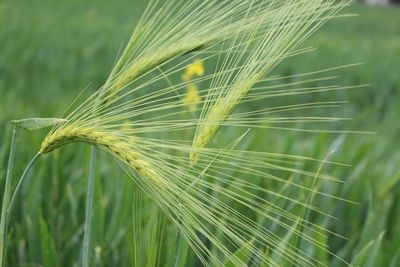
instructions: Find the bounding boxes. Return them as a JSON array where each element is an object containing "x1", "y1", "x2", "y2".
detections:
[
  {"x1": 174, "y1": 231, "x2": 183, "y2": 267},
  {"x1": 0, "y1": 125, "x2": 19, "y2": 267},
  {"x1": 82, "y1": 147, "x2": 97, "y2": 267},
  {"x1": 4, "y1": 152, "x2": 41, "y2": 266},
  {"x1": 8, "y1": 153, "x2": 41, "y2": 218}
]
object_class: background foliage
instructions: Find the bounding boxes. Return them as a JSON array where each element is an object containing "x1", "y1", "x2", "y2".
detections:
[{"x1": 0, "y1": 0, "x2": 399, "y2": 266}]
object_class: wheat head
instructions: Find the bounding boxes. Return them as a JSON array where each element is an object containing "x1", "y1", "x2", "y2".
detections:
[
  {"x1": 41, "y1": 127, "x2": 162, "y2": 186},
  {"x1": 190, "y1": 0, "x2": 350, "y2": 165}
]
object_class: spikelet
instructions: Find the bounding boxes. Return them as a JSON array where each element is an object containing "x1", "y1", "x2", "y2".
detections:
[
  {"x1": 190, "y1": 0, "x2": 348, "y2": 165},
  {"x1": 101, "y1": 1, "x2": 272, "y2": 100},
  {"x1": 40, "y1": 0, "x2": 355, "y2": 266},
  {"x1": 99, "y1": 0, "x2": 330, "y2": 101}
]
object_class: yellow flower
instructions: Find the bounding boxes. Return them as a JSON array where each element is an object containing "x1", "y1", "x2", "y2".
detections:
[
  {"x1": 181, "y1": 59, "x2": 204, "y2": 112},
  {"x1": 121, "y1": 119, "x2": 132, "y2": 131},
  {"x1": 182, "y1": 84, "x2": 201, "y2": 112},
  {"x1": 181, "y1": 59, "x2": 204, "y2": 81}
]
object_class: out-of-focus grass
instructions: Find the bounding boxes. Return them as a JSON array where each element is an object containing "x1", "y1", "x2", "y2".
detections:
[{"x1": 0, "y1": 0, "x2": 399, "y2": 266}]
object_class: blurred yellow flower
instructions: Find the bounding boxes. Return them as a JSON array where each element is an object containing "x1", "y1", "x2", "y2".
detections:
[
  {"x1": 181, "y1": 59, "x2": 204, "y2": 81},
  {"x1": 181, "y1": 59, "x2": 204, "y2": 112},
  {"x1": 182, "y1": 84, "x2": 201, "y2": 112},
  {"x1": 121, "y1": 119, "x2": 132, "y2": 131}
]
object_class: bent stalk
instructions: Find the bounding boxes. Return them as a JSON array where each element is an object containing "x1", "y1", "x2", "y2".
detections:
[{"x1": 2, "y1": 152, "x2": 41, "y2": 266}]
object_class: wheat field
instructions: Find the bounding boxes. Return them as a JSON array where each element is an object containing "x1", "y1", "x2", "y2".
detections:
[{"x1": 0, "y1": 0, "x2": 399, "y2": 266}]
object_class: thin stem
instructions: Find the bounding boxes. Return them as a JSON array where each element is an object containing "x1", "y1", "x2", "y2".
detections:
[
  {"x1": 174, "y1": 232, "x2": 183, "y2": 267},
  {"x1": 8, "y1": 153, "x2": 41, "y2": 220},
  {"x1": 3, "y1": 152, "x2": 41, "y2": 266},
  {"x1": 82, "y1": 147, "x2": 97, "y2": 267},
  {"x1": 293, "y1": 151, "x2": 335, "y2": 264},
  {"x1": 0, "y1": 125, "x2": 19, "y2": 267}
]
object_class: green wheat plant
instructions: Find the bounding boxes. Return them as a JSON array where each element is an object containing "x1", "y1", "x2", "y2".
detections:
[{"x1": 1, "y1": 0, "x2": 363, "y2": 266}]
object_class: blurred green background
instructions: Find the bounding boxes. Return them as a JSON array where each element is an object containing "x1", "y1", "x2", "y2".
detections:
[{"x1": 1, "y1": 0, "x2": 399, "y2": 266}]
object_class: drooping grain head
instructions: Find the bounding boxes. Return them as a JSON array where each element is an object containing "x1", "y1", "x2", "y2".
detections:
[{"x1": 41, "y1": 127, "x2": 162, "y2": 186}]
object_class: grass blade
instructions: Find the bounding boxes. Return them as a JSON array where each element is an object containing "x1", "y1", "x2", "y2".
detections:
[
  {"x1": 0, "y1": 124, "x2": 19, "y2": 267},
  {"x1": 82, "y1": 147, "x2": 97, "y2": 267},
  {"x1": 39, "y1": 214, "x2": 59, "y2": 267}
]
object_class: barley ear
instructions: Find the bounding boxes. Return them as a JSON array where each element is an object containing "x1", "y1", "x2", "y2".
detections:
[
  {"x1": 190, "y1": 0, "x2": 350, "y2": 165},
  {"x1": 40, "y1": 127, "x2": 163, "y2": 186}
]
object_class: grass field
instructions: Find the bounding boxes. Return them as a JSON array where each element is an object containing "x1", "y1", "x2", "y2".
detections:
[{"x1": 1, "y1": 1, "x2": 400, "y2": 266}]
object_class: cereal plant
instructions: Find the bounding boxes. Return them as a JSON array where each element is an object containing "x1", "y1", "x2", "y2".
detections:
[{"x1": 1, "y1": 0, "x2": 373, "y2": 266}]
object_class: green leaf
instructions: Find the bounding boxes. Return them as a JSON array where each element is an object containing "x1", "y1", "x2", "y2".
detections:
[
  {"x1": 11, "y1": 118, "x2": 67, "y2": 131},
  {"x1": 224, "y1": 239, "x2": 254, "y2": 267},
  {"x1": 364, "y1": 231, "x2": 385, "y2": 267},
  {"x1": 260, "y1": 246, "x2": 269, "y2": 267},
  {"x1": 270, "y1": 219, "x2": 301, "y2": 267},
  {"x1": 313, "y1": 226, "x2": 328, "y2": 266},
  {"x1": 174, "y1": 234, "x2": 189, "y2": 267},
  {"x1": 351, "y1": 240, "x2": 375, "y2": 267},
  {"x1": 39, "y1": 216, "x2": 59, "y2": 267}
]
